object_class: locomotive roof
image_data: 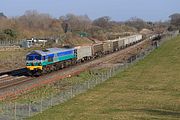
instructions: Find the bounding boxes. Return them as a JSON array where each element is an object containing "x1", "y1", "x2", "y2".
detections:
[{"x1": 27, "y1": 47, "x2": 75, "y2": 56}]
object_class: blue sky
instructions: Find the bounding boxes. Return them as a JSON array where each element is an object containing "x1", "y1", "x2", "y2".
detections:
[{"x1": 0, "y1": 0, "x2": 180, "y2": 21}]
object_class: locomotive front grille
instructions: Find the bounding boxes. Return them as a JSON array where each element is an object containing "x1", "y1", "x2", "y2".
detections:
[{"x1": 26, "y1": 66, "x2": 43, "y2": 71}]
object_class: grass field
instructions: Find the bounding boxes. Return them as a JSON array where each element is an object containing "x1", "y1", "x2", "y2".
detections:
[{"x1": 29, "y1": 36, "x2": 180, "y2": 120}]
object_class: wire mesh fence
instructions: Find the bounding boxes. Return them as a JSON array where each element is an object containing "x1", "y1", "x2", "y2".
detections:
[{"x1": 0, "y1": 34, "x2": 178, "y2": 120}]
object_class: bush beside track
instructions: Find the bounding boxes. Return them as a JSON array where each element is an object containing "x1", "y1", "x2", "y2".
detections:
[{"x1": 29, "y1": 36, "x2": 180, "y2": 120}]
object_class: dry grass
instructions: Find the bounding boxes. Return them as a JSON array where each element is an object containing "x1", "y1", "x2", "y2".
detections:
[
  {"x1": 27, "y1": 36, "x2": 179, "y2": 120},
  {"x1": 0, "y1": 51, "x2": 26, "y2": 72}
]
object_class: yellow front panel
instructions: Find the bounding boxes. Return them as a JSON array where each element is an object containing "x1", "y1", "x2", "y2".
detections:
[{"x1": 26, "y1": 66, "x2": 43, "y2": 71}]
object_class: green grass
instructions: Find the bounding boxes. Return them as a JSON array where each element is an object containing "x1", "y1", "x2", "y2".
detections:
[{"x1": 28, "y1": 36, "x2": 180, "y2": 120}]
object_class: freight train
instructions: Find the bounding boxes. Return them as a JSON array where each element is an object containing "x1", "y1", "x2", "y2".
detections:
[{"x1": 26, "y1": 34, "x2": 143, "y2": 76}]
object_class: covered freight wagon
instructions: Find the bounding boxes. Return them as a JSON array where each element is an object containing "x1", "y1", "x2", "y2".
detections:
[
  {"x1": 92, "y1": 43, "x2": 103, "y2": 57},
  {"x1": 103, "y1": 41, "x2": 113, "y2": 54},
  {"x1": 135, "y1": 35, "x2": 143, "y2": 42},
  {"x1": 112, "y1": 40, "x2": 119, "y2": 51},
  {"x1": 75, "y1": 45, "x2": 92, "y2": 62},
  {"x1": 117, "y1": 38, "x2": 124, "y2": 49},
  {"x1": 124, "y1": 35, "x2": 136, "y2": 46}
]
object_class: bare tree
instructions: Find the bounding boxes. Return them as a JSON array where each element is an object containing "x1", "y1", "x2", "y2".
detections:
[
  {"x1": 18, "y1": 10, "x2": 52, "y2": 29},
  {"x1": 93, "y1": 16, "x2": 111, "y2": 29},
  {"x1": 169, "y1": 13, "x2": 180, "y2": 30},
  {"x1": 60, "y1": 14, "x2": 92, "y2": 32},
  {"x1": 125, "y1": 17, "x2": 148, "y2": 31}
]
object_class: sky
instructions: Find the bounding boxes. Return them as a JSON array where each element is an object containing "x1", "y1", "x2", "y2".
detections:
[{"x1": 0, "y1": 0, "x2": 180, "y2": 21}]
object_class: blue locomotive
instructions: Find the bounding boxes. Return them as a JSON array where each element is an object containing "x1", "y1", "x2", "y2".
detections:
[{"x1": 26, "y1": 48, "x2": 77, "y2": 75}]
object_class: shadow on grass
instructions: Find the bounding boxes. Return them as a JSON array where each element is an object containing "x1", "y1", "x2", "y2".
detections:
[
  {"x1": 138, "y1": 108, "x2": 180, "y2": 117},
  {"x1": 105, "y1": 108, "x2": 180, "y2": 118}
]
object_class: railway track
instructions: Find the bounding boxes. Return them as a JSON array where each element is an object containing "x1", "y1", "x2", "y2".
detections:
[
  {"x1": 0, "y1": 39, "x2": 151, "y2": 100},
  {"x1": 0, "y1": 75, "x2": 33, "y2": 89},
  {"x1": 0, "y1": 68, "x2": 27, "y2": 76},
  {"x1": 0, "y1": 68, "x2": 31, "y2": 89}
]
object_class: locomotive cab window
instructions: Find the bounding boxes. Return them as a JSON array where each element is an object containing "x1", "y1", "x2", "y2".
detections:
[
  {"x1": 26, "y1": 56, "x2": 34, "y2": 60},
  {"x1": 34, "y1": 56, "x2": 41, "y2": 60},
  {"x1": 26, "y1": 54, "x2": 42, "y2": 60}
]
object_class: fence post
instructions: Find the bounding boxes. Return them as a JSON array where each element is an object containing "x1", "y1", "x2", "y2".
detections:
[
  {"x1": 110, "y1": 68, "x2": 112, "y2": 77},
  {"x1": 105, "y1": 72, "x2": 107, "y2": 80},
  {"x1": 107, "y1": 69, "x2": 110, "y2": 78},
  {"x1": 112, "y1": 67, "x2": 115, "y2": 75},
  {"x1": 71, "y1": 86, "x2": 73, "y2": 98},
  {"x1": 95, "y1": 77, "x2": 97, "y2": 85},
  {"x1": 107, "y1": 70, "x2": 109, "y2": 79},
  {"x1": 28, "y1": 103, "x2": 31, "y2": 117},
  {"x1": 87, "y1": 81, "x2": 89, "y2": 89},
  {"x1": 40, "y1": 99, "x2": 42, "y2": 113},
  {"x1": 93, "y1": 78, "x2": 95, "y2": 87},
  {"x1": 101, "y1": 73, "x2": 103, "y2": 81},
  {"x1": 103, "y1": 72, "x2": 106, "y2": 81},
  {"x1": 50, "y1": 94, "x2": 53, "y2": 107},
  {"x1": 14, "y1": 102, "x2": 16, "y2": 120},
  {"x1": 97, "y1": 75, "x2": 100, "y2": 84}
]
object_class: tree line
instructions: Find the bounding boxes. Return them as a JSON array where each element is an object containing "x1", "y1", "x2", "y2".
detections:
[{"x1": 0, "y1": 10, "x2": 179, "y2": 41}]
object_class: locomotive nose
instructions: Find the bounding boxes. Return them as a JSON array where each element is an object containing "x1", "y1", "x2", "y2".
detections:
[{"x1": 26, "y1": 66, "x2": 43, "y2": 71}]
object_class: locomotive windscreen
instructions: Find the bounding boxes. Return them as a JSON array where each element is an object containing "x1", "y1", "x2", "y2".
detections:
[{"x1": 26, "y1": 54, "x2": 42, "y2": 60}]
